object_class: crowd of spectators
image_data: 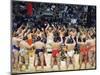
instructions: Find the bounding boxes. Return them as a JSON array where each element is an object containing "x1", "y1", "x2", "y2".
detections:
[{"x1": 12, "y1": 1, "x2": 96, "y2": 31}]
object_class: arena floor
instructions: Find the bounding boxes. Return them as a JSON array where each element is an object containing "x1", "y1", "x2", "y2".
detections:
[{"x1": 12, "y1": 53, "x2": 96, "y2": 74}]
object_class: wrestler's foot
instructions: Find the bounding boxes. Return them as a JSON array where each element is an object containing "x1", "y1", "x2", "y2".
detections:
[
  {"x1": 25, "y1": 65, "x2": 29, "y2": 70},
  {"x1": 21, "y1": 65, "x2": 26, "y2": 71},
  {"x1": 13, "y1": 64, "x2": 16, "y2": 70},
  {"x1": 34, "y1": 66, "x2": 37, "y2": 71},
  {"x1": 66, "y1": 66, "x2": 68, "y2": 70},
  {"x1": 41, "y1": 66, "x2": 44, "y2": 70},
  {"x1": 51, "y1": 65, "x2": 53, "y2": 69},
  {"x1": 58, "y1": 66, "x2": 61, "y2": 70},
  {"x1": 73, "y1": 64, "x2": 75, "y2": 70},
  {"x1": 79, "y1": 64, "x2": 82, "y2": 69},
  {"x1": 41, "y1": 68, "x2": 45, "y2": 72},
  {"x1": 84, "y1": 63, "x2": 87, "y2": 69}
]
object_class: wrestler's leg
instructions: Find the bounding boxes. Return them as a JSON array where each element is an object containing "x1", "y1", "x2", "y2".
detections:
[
  {"x1": 71, "y1": 50, "x2": 75, "y2": 69},
  {"x1": 56, "y1": 55, "x2": 61, "y2": 70},
  {"x1": 50, "y1": 56, "x2": 55, "y2": 69},
  {"x1": 84, "y1": 52, "x2": 88, "y2": 69},
  {"x1": 12, "y1": 52, "x2": 15, "y2": 69},
  {"x1": 79, "y1": 52, "x2": 83, "y2": 69},
  {"x1": 65, "y1": 57, "x2": 68, "y2": 69},
  {"x1": 64, "y1": 52, "x2": 68, "y2": 69},
  {"x1": 66, "y1": 56, "x2": 70, "y2": 69},
  {"x1": 34, "y1": 54, "x2": 39, "y2": 71},
  {"x1": 14, "y1": 50, "x2": 19, "y2": 70},
  {"x1": 88, "y1": 50, "x2": 92, "y2": 67},
  {"x1": 71, "y1": 56, "x2": 75, "y2": 69},
  {"x1": 39, "y1": 52, "x2": 44, "y2": 69},
  {"x1": 89, "y1": 50, "x2": 95, "y2": 68},
  {"x1": 19, "y1": 50, "x2": 25, "y2": 70},
  {"x1": 24, "y1": 53, "x2": 29, "y2": 69},
  {"x1": 89, "y1": 50, "x2": 95, "y2": 67},
  {"x1": 92, "y1": 51, "x2": 96, "y2": 67},
  {"x1": 66, "y1": 51, "x2": 72, "y2": 69},
  {"x1": 18, "y1": 55, "x2": 23, "y2": 71}
]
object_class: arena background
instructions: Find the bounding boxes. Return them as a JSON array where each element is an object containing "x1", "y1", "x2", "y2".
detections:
[{"x1": 12, "y1": 1, "x2": 96, "y2": 31}]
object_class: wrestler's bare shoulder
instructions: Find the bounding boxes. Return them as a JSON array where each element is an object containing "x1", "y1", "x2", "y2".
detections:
[
  {"x1": 34, "y1": 41, "x2": 45, "y2": 46},
  {"x1": 86, "y1": 39, "x2": 95, "y2": 44}
]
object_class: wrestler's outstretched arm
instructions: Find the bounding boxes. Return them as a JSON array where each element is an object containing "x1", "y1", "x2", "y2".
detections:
[
  {"x1": 72, "y1": 37, "x2": 76, "y2": 46},
  {"x1": 65, "y1": 37, "x2": 68, "y2": 46},
  {"x1": 41, "y1": 28, "x2": 45, "y2": 32},
  {"x1": 57, "y1": 25, "x2": 61, "y2": 30},
  {"x1": 76, "y1": 33, "x2": 82, "y2": 45},
  {"x1": 45, "y1": 24, "x2": 50, "y2": 32},
  {"x1": 63, "y1": 25, "x2": 67, "y2": 31},
  {"x1": 24, "y1": 29, "x2": 31, "y2": 37},
  {"x1": 18, "y1": 26, "x2": 28, "y2": 37},
  {"x1": 52, "y1": 24, "x2": 56, "y2": 31},
  {"x1": 60, "y1": 36, "x2": 63, "y2": 44},
  {"x1": 16, "y1": 24, "x2": 24, "y2": 34}
]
